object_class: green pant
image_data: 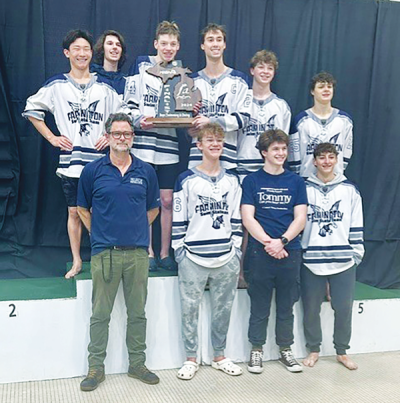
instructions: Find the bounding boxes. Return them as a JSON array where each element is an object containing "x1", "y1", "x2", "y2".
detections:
[{"x1": 87, "y1": 248, "x2": 149, "y2": 369}]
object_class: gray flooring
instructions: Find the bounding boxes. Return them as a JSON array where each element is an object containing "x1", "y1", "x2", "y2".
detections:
[{"x1": 1, "y1": 351, "x2": 399, "y2": 403}]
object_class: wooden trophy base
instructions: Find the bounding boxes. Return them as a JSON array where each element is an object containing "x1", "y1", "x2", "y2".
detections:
[{"x1": 148, "y1": 117, "x2": 195, "y2": 128}]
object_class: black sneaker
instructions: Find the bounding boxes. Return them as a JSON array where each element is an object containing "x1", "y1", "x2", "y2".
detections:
[
  {"x1": 279, "y1": 348, "x2": 302, "y2": 372},
  {"x1": 128, "y1": 365, "x2": 160, "y2": 384},
  {"x1": 158, "y1": 256, "x2": 177, "y2": 272},
  {"x1": 149, "y1": 257, "x2": 159, "y2": 272},
  {"x1": 248, "y1": 349, "x2": 263, "y2": 374},
  {"x1": 80, "y1": 367, "x2": 105, "y2": 391}
]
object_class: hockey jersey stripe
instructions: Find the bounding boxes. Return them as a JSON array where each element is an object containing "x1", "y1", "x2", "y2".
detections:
[
  {"x1": 305, "y1": 245, "x2": 353, "y2": 251},
  {"x1": 186, "y1": 238, "x2": 231, "y2": 246},
  {"x1": 303, "y1": 257, "x2": 352, "y2": 264}
]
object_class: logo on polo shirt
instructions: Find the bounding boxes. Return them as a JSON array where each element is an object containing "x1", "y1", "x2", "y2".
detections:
[{"x1": 130, "y1": 178, "x2": 143, "y2": 185}]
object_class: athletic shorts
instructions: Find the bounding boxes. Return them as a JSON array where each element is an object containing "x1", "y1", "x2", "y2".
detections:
[
  {"x1": 60, "y1": 175, "x2": 79, "y2": 207},
  {"x1": 151, "y1": 163, "x2": 180, "y2": 189}
]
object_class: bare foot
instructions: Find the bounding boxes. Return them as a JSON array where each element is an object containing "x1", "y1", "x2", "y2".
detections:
[
  {"x1": 65, "y1": 260, "x2": 82, "y2": 279},
  {"x1": 336, "y1": 355, "x2": 358, "y2": 370},
  {"x1": 303, "y1": 352, "x2": 319, "y2": 367}
]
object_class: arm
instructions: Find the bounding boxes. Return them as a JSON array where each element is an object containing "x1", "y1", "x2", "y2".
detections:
[
  {"x1": 287, "y1": 130, "x2": 301, "y2": 174},
  {"x1": 28, "y1": 117, "x2": 73, "y2": 150},
  {"x1": 343, "y1": 118, "x2": 353, "y2": 171},
  {"x1": 282, "y1": 103, "x2": 292, "y2": 134},
  {"x1": 349, "y1": 189, "x2": 364, "y2": 265},
  {"x1": 77, "y1": 207, "x2": 91, "y2": 232},
  {"x1": 147, "y1": 207, "x2": 159, "y2": 225},
  {"x1": 241, "y1": 204, "x2": 271, "y2": 246},
  {"x1": 230, "y1": 178, "x2": 243, "y2": 256},
  {"x1": 210, "y1": 91, "x2": 252, "y2": 133},
  {"x1": 211, "y1": 85, "x2": 252, "y2": 132},
  {"x1": 264, "y1": 204, "x2": 307, "y2": 256},
  {"x1": 241, "y1": 204, "x2": 288, "y2": 259},
  {"x1": 123, "y1": 75, "x2": 144, "y2": 128},
  {"x1": 171, "y1": 179, "x2": 188, "y2": 262}
]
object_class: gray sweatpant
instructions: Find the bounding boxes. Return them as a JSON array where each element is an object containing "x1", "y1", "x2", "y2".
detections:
[{"x1": 178, "y1": 254, "x2": 240, "y2": 359}]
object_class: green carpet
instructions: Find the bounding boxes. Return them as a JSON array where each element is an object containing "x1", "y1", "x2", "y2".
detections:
[{"x1": 0, "y1": 263, "x2": 398, "y2": 302}]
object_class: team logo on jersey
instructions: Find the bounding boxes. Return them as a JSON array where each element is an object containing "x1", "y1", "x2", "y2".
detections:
[
  {"x1": 200, "y1": 93, "x2": 229, "y2": 116},
  {"x1": 308, "y1": 200, "x2": 343, "y2": 237},
  {"x1": 244, "y1": 115, "x2": 277, "y2": 139},
  {"x1": 144, "y1": 84, "x2": 159, "y2": 107},
  {"x1": 195, "y1": 192, "x2": 229, "y2": 229},
  {"x1": 306, "y1": 133, "x2": 342, "y2": 155},
  {"x1": 67, "y1": 100, "x2": 103, "y2": 136}
]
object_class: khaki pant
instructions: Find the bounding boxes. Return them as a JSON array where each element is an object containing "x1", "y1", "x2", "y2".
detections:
[{"x1": 87, "y1": 248, "x2": 149, "y2": 369}]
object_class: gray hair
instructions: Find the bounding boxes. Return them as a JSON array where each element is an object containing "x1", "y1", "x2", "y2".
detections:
[{"x1": 105, "y1": 113, "x2": 134, "y2": 134}]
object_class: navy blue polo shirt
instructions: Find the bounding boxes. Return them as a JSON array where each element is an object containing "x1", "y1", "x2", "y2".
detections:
[
  {"x1": 78, "y1": 153, "x2": 160, "y2": 255},
  {"x1": 241, "y1": 168, "x2": 307, "y2": 250}
]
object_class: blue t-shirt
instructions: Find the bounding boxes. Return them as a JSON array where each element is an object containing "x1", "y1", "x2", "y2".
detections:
[
  {"x1": 78, "y1": 153, "x2": 160, "y2": 255},
  {"x1": 241, "y1": 168, "x2": 307, "y2": 249}
]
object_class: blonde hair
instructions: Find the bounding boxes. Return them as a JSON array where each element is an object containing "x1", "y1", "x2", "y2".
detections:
[
  {"x1": 197, "y1": 123, "x2": 225, "y2": 142},
  {"x1": 155, "y1": 21, "x2": 180, "y2": 41}
]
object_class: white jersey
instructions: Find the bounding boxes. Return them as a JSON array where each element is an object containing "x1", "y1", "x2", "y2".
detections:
[
  {"x1": 23, "y1": 73, "x2": 126, "y2": 178},
  {"x1": 172, "y1": 168, "x2": 243, "y2": 268},
  {"x1": 288, "y1": 108, "x2": 353, "y2": 178},
  {"x1": 236, "y1": 91, "x2": 291, "y2": 181},
  {"x1": 124, "y1": 56, "x2": 179, "y2": 165},
  {"x1": 301, "y1": 173, "x2": 364, "y2": 275},
  {"x1": 188, "y1": 68, "x2": 250, "y2": 169}
]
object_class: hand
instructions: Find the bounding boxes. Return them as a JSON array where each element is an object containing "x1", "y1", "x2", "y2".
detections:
[
  {"x1": 95, "y1": 135, "x2": 109, "y2": 151},
  {"x1": 188, "y1": 126, "x2": 200, "y2": 138},
  {"x1": 140, "y1": 116, "x2": 154, "y2": 130},
  {"x1": 50, "y1": 135, "x2": 73, "y2": 151},
  {"x1": 193, "y1": 101, "x2": 202, "y2": 116},
  {"x1": 270, "y1": 249, "x2": 289, "y2": 260},
  {"x1": 192, "y1": 115, "x2": 210, "y2": 129},
  {"x1": 264, "y1": 238, "x2": 284, "y2": 256}
]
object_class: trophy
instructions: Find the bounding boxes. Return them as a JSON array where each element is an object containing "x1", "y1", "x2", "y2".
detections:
[{"x1": 146, "y1": 60, "x2": 202, "y2": 128}]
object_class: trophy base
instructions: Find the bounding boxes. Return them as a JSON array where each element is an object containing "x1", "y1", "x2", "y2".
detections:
[{"x1": 148, "y1": 117, "x2": 195, "y2": 128}]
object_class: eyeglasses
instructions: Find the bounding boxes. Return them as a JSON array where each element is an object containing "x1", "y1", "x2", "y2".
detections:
[{"x1": 109, "y1": 131, "x2": 134, "y2": 139}]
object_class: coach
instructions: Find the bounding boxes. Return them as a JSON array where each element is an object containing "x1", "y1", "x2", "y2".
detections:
[{"x1": 77, "y1": 112, "x2": 160, "y2": 391}]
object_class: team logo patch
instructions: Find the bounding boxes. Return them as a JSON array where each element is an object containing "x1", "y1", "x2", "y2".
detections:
[
  {"x1": 244, "y1": 115, "x2": 277, "y2": 139},
  {"x1": 195, "y1": 192, "x2": 229, "y2": 229},
  {"x1": 308, "y1": 200, "x2": 343, "y2": 237},
  {"x1": 144, "y1": 84, "x2": 159, "y2": 107},
  {"x1": 67, "y1": 100, "x2": 103, "y2": 136},
  {"x1": 200, "y1": 93, "x2": 228, "y2": 116},
  {"x1": 306, "y1": 133, "x2": 342, "y2": 155}
]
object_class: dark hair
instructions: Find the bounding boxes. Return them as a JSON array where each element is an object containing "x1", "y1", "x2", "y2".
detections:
[
  {"x1": 105, "y1": 113, "x2": 134, "y2": 134},
  {"x1": 93, "y1": 30, "x2": 127, "y2": 69},
  {"x1": 155, "y1": 21, "x2": 180, "y2": 41},
  {"x1": 197, "y1": 123, "x2": 225, "y2": 142},
  {"x1": 250, "y1": 50, "x2": 278, "y2": 70},
  {"x1": 313, "y1": 142, "x2": 338, "y2": 158},
  {"x1": 258, "y1": 129, "x2": 289, "y2": 157},
  {"x1": 309, "y1": 71, "x2": 336, "y2": 92},
  {"x1": 62, "y1": 29, "x2": 93, "y2": 50},
  {"x1": 201, "y1": 23, "x2": 227, "y2": 43}
]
